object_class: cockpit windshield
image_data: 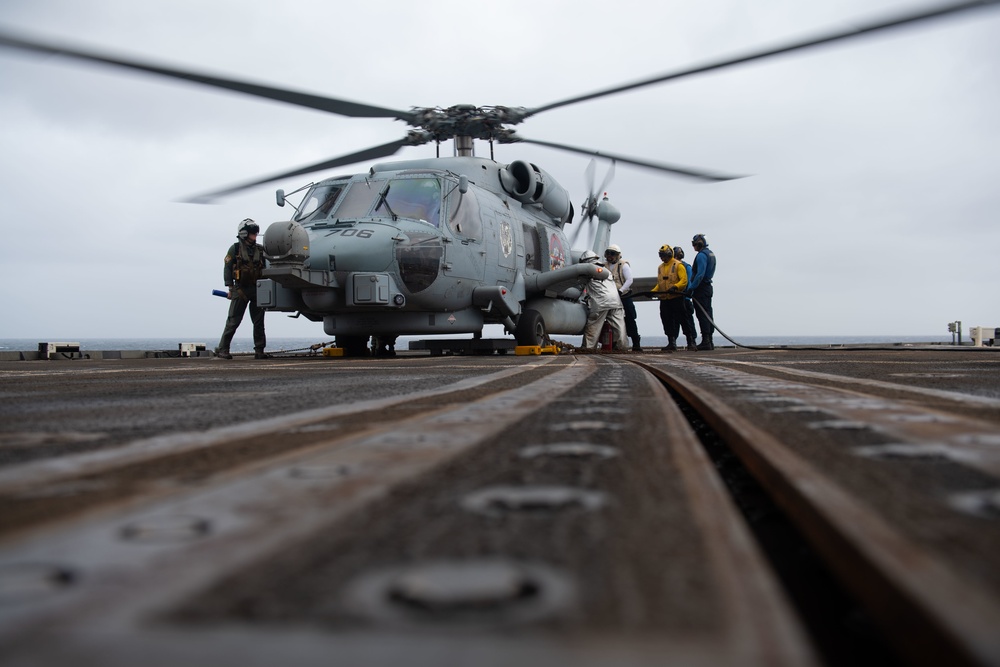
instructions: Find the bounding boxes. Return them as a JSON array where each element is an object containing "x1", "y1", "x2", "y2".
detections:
[
  {"x1": 295, "y1": 182, "x2": 347, "y2": 223},
  {"x1": 299, "y1": 176, "x2": 443, "y2": 227},
  {"x1": 375, "y1": 177, "x2": 441, "y2": 227}
]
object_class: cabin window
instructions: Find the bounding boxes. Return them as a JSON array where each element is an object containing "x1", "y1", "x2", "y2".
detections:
[
  {"x1": 295, "y1": 182, "x2": 347, "y2": 223},
  {"x1": 523, "y1": 224, "x2": 541, "y2": 271},
  {"x1": 445, "y1": 180, "x2": 482, "y2": 240}
]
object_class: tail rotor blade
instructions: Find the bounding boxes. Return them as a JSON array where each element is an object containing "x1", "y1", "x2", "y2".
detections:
[{"x1": 596, "y1": 160, "x2": 616, "y2": 201}]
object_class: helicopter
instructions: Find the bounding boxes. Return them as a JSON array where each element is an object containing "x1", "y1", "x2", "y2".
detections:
[{"x1": 1, "y1": 1, "x2": 995, "y2": 354}]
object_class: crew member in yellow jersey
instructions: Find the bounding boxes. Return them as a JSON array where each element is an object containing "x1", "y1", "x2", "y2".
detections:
[{"x1": 650, "y1": 244, "x2": 688, "y2": 353}]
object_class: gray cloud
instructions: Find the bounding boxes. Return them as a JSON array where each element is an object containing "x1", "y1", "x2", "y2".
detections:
[{"x1": 1, "y1": 0, "x2": 997, "y2": 340}]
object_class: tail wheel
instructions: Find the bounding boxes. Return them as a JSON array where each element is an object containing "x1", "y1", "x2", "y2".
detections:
[{"x1": 515, "y1": 309, "x2": 546, "y2": 346}]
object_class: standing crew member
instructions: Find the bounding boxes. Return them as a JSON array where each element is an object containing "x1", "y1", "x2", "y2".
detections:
[
  {"x1": 673, "y1": 246, "x2": 698, "y2": 351},
  {"x1": 579, "y1": 250, "x2": 627, "y2": 351},
  {"x1": 604, "y1": 244, "x2": 641, "y2": 352},
  {"x1": 215, "y1": 218, "x2": 268, "y2": 360},
  {"x1": 650, "y1": 244, "x2": 688, "y2": 352},
  {"x1": 689, "y1": 233, "x2": 717, "y2": 350}
]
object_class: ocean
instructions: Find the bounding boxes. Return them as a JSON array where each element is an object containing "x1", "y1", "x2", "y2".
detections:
[{"x1": 0, "y1": 334, "x2": 956, "y2": 354}]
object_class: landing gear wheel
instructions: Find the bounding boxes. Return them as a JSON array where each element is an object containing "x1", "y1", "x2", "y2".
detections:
[{"x1": 514, "y1": 309, "x2": 546, "y2": 347}]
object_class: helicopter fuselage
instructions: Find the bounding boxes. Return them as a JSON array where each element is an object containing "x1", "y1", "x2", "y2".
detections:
[{"x1": 259, "y1": 156, "x2": 617, "y2": 346}]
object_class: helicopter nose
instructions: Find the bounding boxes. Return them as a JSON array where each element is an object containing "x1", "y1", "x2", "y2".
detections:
[{"x1": 263, "y1": 220, "x2": 309, "y2": 262}]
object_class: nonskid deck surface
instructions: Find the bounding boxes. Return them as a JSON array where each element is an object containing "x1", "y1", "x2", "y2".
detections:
[{"x1": 0, "y1": 348, "x2": 998, "y2": 666}]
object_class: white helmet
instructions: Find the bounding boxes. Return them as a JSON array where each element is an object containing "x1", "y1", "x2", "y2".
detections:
[
  {"x1": 605, "y1": 244, "x2": 621, "y2": 254},
  {"x1": 238, "y1": 218, "x2": 259, "y2": 240},
  {"x1": 579, "y1": 250, "x2": 600, "y2": 263}
]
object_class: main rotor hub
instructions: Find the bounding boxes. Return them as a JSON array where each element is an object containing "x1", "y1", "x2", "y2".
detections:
[{"x1": 409, "y1": 105, "x2": 528, "y2": 143}]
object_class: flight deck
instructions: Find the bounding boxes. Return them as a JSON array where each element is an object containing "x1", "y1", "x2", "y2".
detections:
[{"x1": 0, "y1": 347, "x2": 998, "y2": 666}]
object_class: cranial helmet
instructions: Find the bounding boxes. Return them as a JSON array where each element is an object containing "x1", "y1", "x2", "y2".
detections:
[
  {"x1": 580, "y1": 250, "x2": 600, "y2": 263},
  {"x1": 673, "y1": 246, "x2": 685, "y2": 260},
  {"x1": 238, "y1": 218, "x2": 259, "y2": 240},
  {"x1": 692, "y1": 233, "x2": 707, "y2": 247},
  {"x1": 605, "y1": 244, "x2": 621, "y2": 255},
  {"x1": 658, "y1": 244, "x2": 674, "y2": 259}
]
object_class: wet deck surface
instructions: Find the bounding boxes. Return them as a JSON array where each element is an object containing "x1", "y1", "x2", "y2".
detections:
[{"x1": 1, "y1": 347, "x2": 998, "y2": 666}]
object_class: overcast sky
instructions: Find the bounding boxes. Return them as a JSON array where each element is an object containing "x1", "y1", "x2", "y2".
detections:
[{"x1": 1, "y1": 0, "x2": 997, "y2": 343}]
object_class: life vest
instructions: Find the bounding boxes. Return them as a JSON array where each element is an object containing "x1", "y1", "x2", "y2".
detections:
[
  {"x1": 610, "y1": 259, "x2": 631, "y2": 295},
  {"x1": 230, "y1": 241, "x2": 265, "y2": 287}
]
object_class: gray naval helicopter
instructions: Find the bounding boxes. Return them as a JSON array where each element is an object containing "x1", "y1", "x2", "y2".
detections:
[{"x1": 1, "y1": 1, "x2": 995, "y2": 355}]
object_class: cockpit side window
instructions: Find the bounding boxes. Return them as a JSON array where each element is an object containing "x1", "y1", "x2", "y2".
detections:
[
  {"x1": 380, "y1": 178, "x2": 441, "y2": 228},
  {"x1": 295, "y1": 182, "x2": 347, "y2": 223},
  {"x1": 445, "y1": 179, "x2": 481, "y2": 240}
]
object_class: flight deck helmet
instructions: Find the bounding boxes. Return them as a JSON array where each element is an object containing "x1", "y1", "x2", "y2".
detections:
[
  {"x1": 658, "y1": 244, "x2": 674, "y2": 261},
  {"x1": 673, "y1": 246, "x2": 685, "y2": 260},
  {"x1": 580, "y1": 250, "x2": 600, "y2": 264},
  {"x1": 692, "y1": 234, "x2": 707, "y2": 250},
  {"x1": 238, "y1": 218, "x2": 259, "y2": 240}
]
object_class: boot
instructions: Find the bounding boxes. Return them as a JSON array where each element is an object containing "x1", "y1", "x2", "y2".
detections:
[
  {"x1": 631, "y1": 336, "x2": 642, "y2": 352},
  {"x1": 661, "y1": 338, "x2": 677, "y2": 352},
  {"x1": 214, "y1": 348, "x2": 232, "y2": 360},
  {"x1": 696, "y1": 339, "x2": 715, "y2": 351},
  {"x1": 685, "y1": 336, "x2": 698, "y2": 351},
  {"x1": 254, "y1": 349, "x2": 271, "y2": 359}
]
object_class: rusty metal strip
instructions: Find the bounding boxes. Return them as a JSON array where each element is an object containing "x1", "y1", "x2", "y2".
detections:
[
  {"x1": 637, "y1": 360, "x2": 1000, "y2": 667},
  {"x1": 714, "y1": 359, "x2": 1000, "y2": 409},
  {"x1": 640, "y1": 369, "x2": 818, "y2": 666}
]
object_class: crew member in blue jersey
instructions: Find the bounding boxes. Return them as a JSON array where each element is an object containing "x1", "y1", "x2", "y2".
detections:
[{"x1": 688, "y1": 233, "x2": 716, "y2": 350}]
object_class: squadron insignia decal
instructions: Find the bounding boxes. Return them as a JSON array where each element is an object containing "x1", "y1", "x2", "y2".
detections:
[
  {"x1": 499, "y1": 220, "x2": 513, "y2": 258},
  {"x1": 549, "y1": 233, "x2": 565, "y2": 270}
]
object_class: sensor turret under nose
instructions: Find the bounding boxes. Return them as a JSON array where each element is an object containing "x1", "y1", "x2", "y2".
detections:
[{"x1": 263, "y1": 221, "x2": 310, "y2": 262}]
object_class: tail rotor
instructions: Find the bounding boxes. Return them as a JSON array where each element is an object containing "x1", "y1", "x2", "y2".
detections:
[{"x1": 572, "y1": 158, "x2": 615, "y2": 248}]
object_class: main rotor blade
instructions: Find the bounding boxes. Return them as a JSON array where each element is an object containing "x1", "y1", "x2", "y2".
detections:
[
  {"x1": 526, "y1": 0, "x2": 999, "y2": 117},
  {"x1": 0, "y1": 30, "x2": 415, "y2": 122},
  {"x1": 517, "y1": 138, "x2": 743, "y2": 182},
  {"x1": 182, "y1": 138, "x2": 409, "y2": 203}
]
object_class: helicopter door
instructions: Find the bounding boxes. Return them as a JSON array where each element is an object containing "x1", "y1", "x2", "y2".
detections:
[
  {"x1": 482, "y1": 209, "x2": 516, "y2": 286},
  {"x1": 493, "y1": 211, "x2": 517, "y2": 270},
  {"x1": 442, "y1": 178, "x2": 485, "y2": 281}
]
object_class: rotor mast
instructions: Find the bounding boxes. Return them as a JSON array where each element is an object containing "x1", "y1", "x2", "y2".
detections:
[{"x1": 454, "y1": 135, "x2": 474, "y2": 158}]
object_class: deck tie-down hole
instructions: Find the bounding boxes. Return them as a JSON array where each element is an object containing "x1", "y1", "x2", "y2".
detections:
[
  {"x1": 949, "y1": 489, "x2": 1000, "y2": 519},
  {"x1": 288, "y1": 423, "x2": 341, "y2": 434},
  {"x1": 0, "y1": 562, "x2": 77, "y2": 602},
  {"x1": 389, "y1": 561, "x2": 539, "y2": 612},
  {"x1": 854, "y1": 443, "x2": 978, "y2": 463},
  {"x1": 461, "y1": 485, "x2": 608, "y2": 516},
  {"x1": 519, "y1": 443, "x2": 620, "y2": 460},
  {"x1": 564, "y1": 406, "x2": 624, "y2": 416},
  {"x1": 120, "y1": 515, "x2": 212, "y2": 543},
  {"x1": 549, "y1": 421, "x2": 623, "y2": 432},
  {"x1": 807, "y1": 420, "x2": 874, "y2": 431},
  {"x1": 341, "y1": 560, "x2": 575, "y2": 625},
  {"x1": 289, "y1": 464, "x2": 358, "y2": 479}
]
